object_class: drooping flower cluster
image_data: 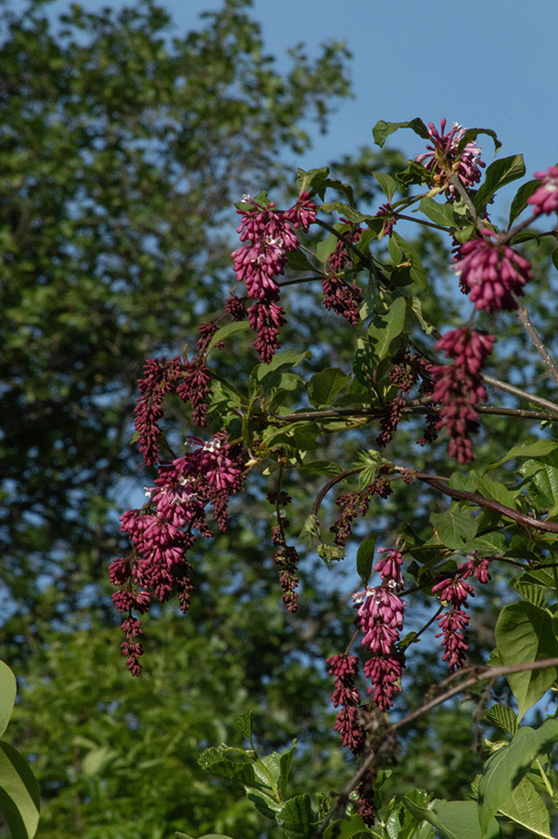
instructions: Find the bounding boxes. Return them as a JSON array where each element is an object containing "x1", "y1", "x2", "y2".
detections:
[
  {"x1": 231, "y1": 191, "x2": 316, "y2": 362},
  {"x1": 135, "y1": 351, "x2": 214, "y2": 466},
  {"x1": 433, "y1": 554, "x2": 491, "y2": 672},
  {"x1": 111, "y1": 432, "x2": 245, "y2": 674},
  {"x1": 323, "y1": 219, "x2": 363, "y2": 325},
  {"x1": 353, "y1": 547, "x2": 406, "y2": 711},
  {"x1": 415, "y1": 119, "x2": 485, "y2": 196},
  {"x1": 267, "y1": 490, "x2": 300, "y2": 613},
  {"x1": 331, "y1": 483, "x2": 389, "y2": 546},
  {"x1": 377, "y1": 350, "x2": 434, "y2": 448},
  {"x1": 455, "y1": 229, "x2": 533, "y2": 314},
  {"x1": 432, "y1": 328, "x2": 496, "y2": 464},
  {"x1": 326, "y1": 653, "x2": 364, "y2": 754},
  {"x1": 527, "y1": 166, "x2": 558, "y2": 216}
]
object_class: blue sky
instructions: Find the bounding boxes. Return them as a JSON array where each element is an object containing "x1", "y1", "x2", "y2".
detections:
[
  {"x1": 53, "y1": 0, "x2": 558, "y2": 217},
  {"x1": 56, "y1": 0, "x2": 558, "y2": 168}
]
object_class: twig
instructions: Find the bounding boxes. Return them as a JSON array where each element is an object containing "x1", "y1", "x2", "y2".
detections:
[
  {"x1": 515, "y1": 303, "x2": 558, "y2": 389},
  {"x1": 318, "y1": 657, "x2": 558, "y2": 834}
]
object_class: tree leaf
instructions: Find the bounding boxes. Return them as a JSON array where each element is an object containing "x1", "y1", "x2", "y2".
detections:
[
  {"x1": 276, "y1": 794, "x2": 314, "y2": 839},
  {"x1": 235, "y1": 712, "x2": 253, "y2": 741},
  {"x1": 356, "y1": 535, "x2": 378, "y2": 586},
  {"x1": 509, "y1": 179, "x2": 541, "y2": 226},
  {"x1": 206, "y1": 321, "x2": 250, "y2": 355},
  {"x1": 497, "y1": 776, "x2": 552, "y2": 838},
  {"x1": 483, "y1": 704, "x2": 518, "y2": 736},
  {"x1": 402, "y1": 796, "x2": 499, "y2": 839},
  {"x1": 478, "y1": 719, "x2": 558, "y2": 835},
  {"x1": 455, "y1": 127, "x2": 502, "y2": 156},
  {"x1": 307, "y1": 368, "x2": 350, "y2": 407},
  {"x1": 320, "y1": 202, "x2": 367, "y2": 223},
  {"x1": 372, "y1": 118, "x2": 430, "y2": 147},
  {"x1": 430, "y1": 508, "x2": 478, "y2": 550},
  {"x1": 487, "y1": 439, "x2": 558, "y2": 471},
  {"x1": 418, "y1": 197, "x2": 456, "y2": 227},
  {"x1": 494, "y1": 602, "x2": 558, "y2": 720},
  {"x1": 367, "y1": 297, "x2": 406, "y2": 360},
  {"x1": 473, "y1": 154, "x2": 526, "y2": 213},
  {"x1": 0, "y1": 741, "x2": 41, "y2": 839},
  {"x1": 0, "y1": 662, "x2": 16, "y2": 739},
  {"x1": 373, "y1": 171, "x2": 398, "y2": 200}
]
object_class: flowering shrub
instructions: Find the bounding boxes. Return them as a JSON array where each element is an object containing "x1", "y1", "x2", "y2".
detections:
[{"x1": 114, "y1": 118, "x2": 558, "y2": 839}]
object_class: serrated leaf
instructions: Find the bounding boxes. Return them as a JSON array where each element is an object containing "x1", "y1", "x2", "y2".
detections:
[
  {"x1": 478, "y1": 719, "x2": 558, "y2": 835},
  {"x1": 277, "y1": 794, "x2": 314, "y2": 839},
  {"x1": 235, "y1": 712, "x2": 253, "y2": 741},
  {"x1": 430, "y1": 508, "x2": 478, "y2": 550},
  {"x1": 372, "y1": 118, "x2": 430, "y2": 147},
  {"x1": 484, "y1": 704, "x2": 518, "y2": 736},
  {"x1": 307, "y1": 368, "x2": 350, "y2": 407},
  {"x1": 206, "y1": 321, "x2": 250, "y2": 355},
  {"x1": 474, "y1": 154, "x2": 526, "y2": 213},
  {"x1": 356, "y1": 535, "x2": 378, "y2": 586},
  {"x1": 367, "y1": 296, "x2": 406, "y2": 360},
  {"x1": 497, "y1": 776, "x2": 552, "y2": 838},
  {"x1": 0, "y1": 741, "x2": 41, "y2": 839},
  {"x1": 0, "y1": 662, "x2": 16, "y2": 739},
  {"x1": 495, "y1": 603, "x2": 558, "y2": 721}
]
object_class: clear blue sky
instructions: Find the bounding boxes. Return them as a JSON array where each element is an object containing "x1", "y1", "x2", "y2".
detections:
[
  {"x1": 49, "y1": 0, "x2": 558, "y2": 221},
  {"x1": 52, "y1": 0, "x2": 558, "y2": 181}
]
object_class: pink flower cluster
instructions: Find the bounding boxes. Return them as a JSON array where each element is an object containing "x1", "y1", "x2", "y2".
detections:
[
  {"x1": 527, "y1": 166, "x2": 558, "y2": 216},
  {"x1": 415, "y1": 119, "x2": 485, "y2": 196},
  {"x1": 111, "y1": 432, "x2": 244, "y2": 674},
  {"x1": 231, "y1": 191, "x2": 316, "y2": 362},
  {"x1": 432, "y1": 328, "x2": 496, "y2": 464},
  {"x1": 268, "y1": 491, "x2": 300, "y2": 613},
  {"x1": 326, "y1": 653, "x2": 364, "y2": 754},
  {"x1": 353, "y1": 547, "x2": 406, "y2": 710},
  {"x1": 455, "y1": 230, "x2": 533, "y2": 314},
  {"x1": 324, "y1": 219, "x2": 363, "y2": 325},
  {"x1": 434, "y1": 554, "x2": 491, "y2": 672},
  {"x1": 135, "y1": 352, "x2": 213, "y2": 467}
]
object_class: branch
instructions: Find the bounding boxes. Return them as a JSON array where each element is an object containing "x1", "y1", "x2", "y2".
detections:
[
  {"x1": 319, "y1": 657, "x2": 558, "y2": 834},
  {"x1": 515, "y1": 303, "x2": 558, "y2": 389}
]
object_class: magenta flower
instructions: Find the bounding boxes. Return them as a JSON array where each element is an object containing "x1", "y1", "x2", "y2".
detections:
[
  {"x1": 326, "y1": 653, "x2": 364, "y2": 753},
  {"x1": 436, "y1": 608, "x2": 470, "y2": 672},
  {"x1": 527, "y1": 166, "x2": 558, "y2": 216},
  {"x1": 415, "y1": 119, "x2": 485, "y2": 195},
  {"x1": 455, "y1": 230, "x2": 533, "y2": 313},
  {"x1": 459, "y1": 552, "x2": 491, "y2": 584},
  {"x1": 431, "y1": 327, "x2": 496, "y2": 464}
]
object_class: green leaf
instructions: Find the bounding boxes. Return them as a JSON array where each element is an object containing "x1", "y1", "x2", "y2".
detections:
[
  {"x1": 483, "y1": 704, "x2": 518, "y2": 736},
  {"x1": 316, "y1": 231, "x2": 340, "y2": 264},
  {"x1": 323, "y1": 813, "x2": 376, "y2": 839},
  {"x1": 478, "y1": 719, "x2": 558, "y2": 835},
  {"x1": 494, "y1": 602, "x2": 558, "y2": 720},
  {"x1": 455, "y1": 127, "x2": 502, "y2": 156},
  {"x1": 367, "y1": 297, "x2": 406, "y2": 360},
  {"x1": 278, "y1": 741, "x2": 296, "y2": 799},
  {"x1": 470, "y1": 471, "x2": 519, "y2": 509},
  {"x1": 277, "y1": 794, "x2": 314, "y2": 839},
  {"x1": 430, "y1": 508, "x2": 478, "y2": 550},
  {"x1": 0, "y1": 662, "x2": 16, "y2": 739},
  {"x1": 356, "y1": 535, "x2": 378, "y2": 586},
  {"x1": 509, "y1": 179, "x2": 541, "y2": 226},
  {"x1": 392, "y1": 233, "x2": 428, "y2": 290},
  {"x1": 298, "y1": 460, "x2": 342, "y2": 477},
  {"x1": 552, "y1": 246, "x2": 558, "y2": 273},
  {"x1": 372, "y1": 118, "x2": 430, "y2": 147},
  {"x1": 508, "y1": 576, "x2": 546, "y2": 608},
  {"x1": 205, "y1": 321, "x2": 250, "y2": 355},
  {"x1": 473, "y1": 154, "x2": 526, "y2": 213},
  {"x1": 402, "y1": 796, "x2": 499, "y2": 839},
  {"x1": 497, "y1": 776, "x2": 552, "y2": 838},
  {"x1": 418, "y1": 197, "x2": 456, "y2": 227},
  {"x1": 235, "y1": 712, "x2": 253, "y2": 741},
  {"x1": 307, "y1": 368, "x2": 350, "y2": 407},
  {"x1": 373, "y1": 171, "x2": 398, "y2": 200},
  {"x1": 487, "y1": 438, "x2": 558, "y2": 472},
  {"x1": 286, "y1": 249, "x2": 315, "y2": 272},
  {"x1": 320, "y1": 202, "x2": 367, "y2": 223},
  {"x1": 296, "y1": 166, "x2": 330, "y2": 195},
  {"x1": 0, "y1": 741, "x2": 41, "y2": 839}
]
